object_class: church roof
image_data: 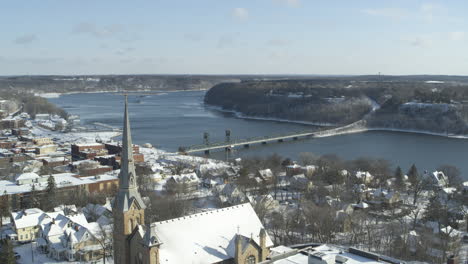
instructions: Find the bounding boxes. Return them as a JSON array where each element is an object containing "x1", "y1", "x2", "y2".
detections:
[{"x1": 151, "y1": 203, "x2": 273, "y2": 263}]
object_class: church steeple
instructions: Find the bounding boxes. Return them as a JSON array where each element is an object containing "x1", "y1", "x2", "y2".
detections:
[
  {"x1": 114, "y1": 95, "x2": 145, "y2": 212},
  {"x1": 120, "y1": 95, "x2": 137, "y2": 189}
]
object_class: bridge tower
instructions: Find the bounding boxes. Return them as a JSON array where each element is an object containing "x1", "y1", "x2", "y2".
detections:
[{"x1": 225, "y1": 129, "x2": 231, "y2": 142}]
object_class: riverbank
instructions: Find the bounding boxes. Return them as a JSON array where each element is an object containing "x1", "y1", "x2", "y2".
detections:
[
  {"x1": 206, "y1": 105, "x2": 337, "y2": 127},
  {"x1": 207, "y1": 105, "x2": 468, "y2": 140},
  {"x1": 35, "y1": 88, "x2": 209, "y2": 99}
]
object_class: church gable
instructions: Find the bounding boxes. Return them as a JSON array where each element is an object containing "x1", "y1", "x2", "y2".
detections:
[{"x1": 129, "y1": 198, "x2": 142, "y2": 211}]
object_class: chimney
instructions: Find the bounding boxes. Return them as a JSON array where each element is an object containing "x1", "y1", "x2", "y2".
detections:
[
  {"x1": 234, "y1": 234, "x2": 242, "y2": 264},
  {"x1": 259, "y1": 228, "x2": 268, "y2": 261}
]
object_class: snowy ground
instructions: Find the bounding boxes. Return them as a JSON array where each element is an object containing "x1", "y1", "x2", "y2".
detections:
[
  {"x1": 14, "y1": 242, "x2": 114, "y2": 264},
  {"x1": 30, "y1": 125, "x2": 120, "y2": 145}
]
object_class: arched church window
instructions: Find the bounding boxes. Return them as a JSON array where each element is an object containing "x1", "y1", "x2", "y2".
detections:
[{"x1": 246, "y1": 255, "x2": 256, "y2": 264}]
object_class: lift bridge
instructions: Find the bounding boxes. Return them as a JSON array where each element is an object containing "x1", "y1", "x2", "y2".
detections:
[
  {"x1": 179, "y1": 129, "x2": 317, "y2": 155},
  {"x1": 179, "y1": 120, "x2": 367, "y2": 155}
]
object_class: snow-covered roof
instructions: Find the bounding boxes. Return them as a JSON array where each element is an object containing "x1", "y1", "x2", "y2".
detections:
[
  {"x1": 0, "y1": 172, "x2": 118, "y2": 195},
  {"x1": 74, "y1": 142, "x2": 104, "y2": 147},
  {"x1": 170, "y1": 172, "x2": 200, "y2": 184},
  {"x1": 268, "y1": 244, "x2": 395, "y2": 264},
  {"x1": 11, "y1": 209, "x2": 62, "y2": 229},
  {"x1": 15, "y1": 172, "x2": 40, "y2": 181},
  {"x1": 151, "y1": 203, "x2": 273, "y2": 263}
]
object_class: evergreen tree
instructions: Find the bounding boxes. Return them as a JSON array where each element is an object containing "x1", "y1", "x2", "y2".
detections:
[
  {"x1": 0, "y1": 239, "x2": 16, "y2": 264},
  {"x1": 42, "y1": 175, "x2": 57, "y2": 210},
  {"x1": 423, "y1": 195, "x2": 445, "y2": 224},
  {"x1": 0, "y1": 191, "x2": 10, "y2": 226},
  {"x1": 394, "y1": 166, "x2": 404, "y2": 190},
  {"x1": 28, "y1": 184, "x2": 40, "y2": 208},
  {"x1": 407, "y1": 164, "x2": 419, "y2": 186}
]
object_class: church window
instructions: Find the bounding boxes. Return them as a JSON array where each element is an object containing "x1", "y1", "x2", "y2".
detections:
[{"x1": 246, "y1": 255, "x2": 256, "y2": 264}]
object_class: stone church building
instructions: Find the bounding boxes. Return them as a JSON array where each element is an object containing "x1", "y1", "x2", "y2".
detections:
[{"x1": 113, "y1": 97, "x2": 273, "y2": 264}]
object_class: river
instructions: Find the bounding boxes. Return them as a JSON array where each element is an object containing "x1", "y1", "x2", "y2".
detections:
[{"x1": 49, "y1": 91, "x2": 468, "y2": 179}]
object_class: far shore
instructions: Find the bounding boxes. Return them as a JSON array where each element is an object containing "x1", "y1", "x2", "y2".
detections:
[
  {"x1": 207, "y1": 106, "x2": 468, "y2": 140},
  {"x1": 35, "y1": 88, "x2": 209, "y2": 98}
]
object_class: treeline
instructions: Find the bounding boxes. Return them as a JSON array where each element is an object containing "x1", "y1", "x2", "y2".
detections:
[
  {"x1": 205, "y1": 81, "x2": 373, "y2": 125},
  {"x1": 0, "y1": 75, "x2": 239, "y2": 94},
  {"x1": 205, "y1": 79, "x2": 468, "y2": 133},
  {"x1": 0, "y1": 91, "x2": 67, "y2": 119}
]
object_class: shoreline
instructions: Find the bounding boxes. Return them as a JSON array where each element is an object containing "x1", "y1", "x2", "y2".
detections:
[
  {"x1": 36, "y1": 88, "x2": 208, "y2": 98},
  {"x1": 205, "y1": 105, "x2": 338, "y2": 127},
  {"x1": 206, "y1": 105, "x2": 468, "y2": 140}
]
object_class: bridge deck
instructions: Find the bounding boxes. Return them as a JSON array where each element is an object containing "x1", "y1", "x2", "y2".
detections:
[{"x1": 182, "y1": 120, "x2": 367, "y2": 154}]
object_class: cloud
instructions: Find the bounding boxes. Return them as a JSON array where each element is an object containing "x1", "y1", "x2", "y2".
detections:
[
  {"x1": 272, "y1": 0, "x2": 300, "y2": 7},
  {"x1": 232, "y1": 8, "x2": 249, "y2": 21},
  {"x1": 266, "y1": 38, "x2": 292, "y2": 47},
  {"x1": 362, "y1": 8, "x2": 408, "y2": 20},
  {"x1": 14, "y1": 34, "x2": 37, "y2": 44},
  {"x1": 449, "y1": 31, "x2": 466, "y2": 41}
]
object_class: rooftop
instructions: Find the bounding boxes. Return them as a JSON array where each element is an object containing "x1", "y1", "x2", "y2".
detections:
[{"x1": 152, "y1": 203, "x2": 273, "y2": 263}]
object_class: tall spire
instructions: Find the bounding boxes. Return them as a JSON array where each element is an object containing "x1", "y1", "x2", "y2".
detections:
[
  {"x1": 120, "y1": 95, "x2": 137, "y2": 189},
  {"x1": 114, "y1": 95, "x2": 145, "y2": 211}
]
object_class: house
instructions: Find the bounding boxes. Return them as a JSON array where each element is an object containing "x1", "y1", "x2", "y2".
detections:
[
  {"x1": 424, "y1": 170, "x2": 449, "y2": 188},
  {"x1": 10, "y1": 208, "x2": 62, "y2": 242},
  {"x1": 355, "y1": 171, "x2": 374, "y2": 184},
  {"x1": 248, "y1": 194, "x2": 280, "y2": 212},
  {"x1": 38, "y1": 211, "x2": 109, "y2": 262},
  {"x1": 365, "y1": 188, "x2": 401, "y2": 208},
  {"x1": 257, "y1": 169, "x2": 274, "y2": 182},
  {"x1": 289, "y1": 174, "x2": 310, "y2": 191},
  {"x1": 285, "y1": 164, "x2": 302, "y2": 177},
  {"x1": 165, "y1": 172, "x2": 200, "y2": 193},
  {"x1": 215, "y1": 183, "x2": 247, "y2": 205}
]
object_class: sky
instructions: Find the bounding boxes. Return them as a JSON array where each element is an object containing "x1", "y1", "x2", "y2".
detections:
[{"x1": 1, "y1": 0, "x2": 467, "y2": 75}]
